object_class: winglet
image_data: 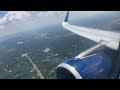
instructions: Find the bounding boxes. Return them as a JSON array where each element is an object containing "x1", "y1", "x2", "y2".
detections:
[
  {"x1": 62, "y1": 11, "x2": 69, "y2": 26},
  {"x1": 64, "y1": 11, "x2": 69, "y2": 22}
]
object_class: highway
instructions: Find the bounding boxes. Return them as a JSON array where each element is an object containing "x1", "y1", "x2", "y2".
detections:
[{"x1": 22, "y1": 53, "x2": 45, "y2": 79}]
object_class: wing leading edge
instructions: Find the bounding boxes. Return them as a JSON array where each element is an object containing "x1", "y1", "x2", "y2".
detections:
[{"x1": 62, "y1": 11, "x2": 120, "y2": 50}]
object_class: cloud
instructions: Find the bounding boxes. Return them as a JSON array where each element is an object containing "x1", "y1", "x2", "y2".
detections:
[
  {"x1": 0, "y1": 11, "x2": 8, "y2": 13},
  {"x1": 0, "y1": 11, "x2": 112, "y2": 38},
  {"x1": 37, "y1": 11, "x2": 66, "y2": 17},
  {"x1": 0, "y1": 11, "x2": 55, "y2": 28},
  {"x1": 45, "y1": 11, "x2": 65, "y2": 17},
  {"x1": 0, "y1": 11, "x2": 30, "y2": 26},
  {"x1": 0, "y1": 25, "x2": 4, "y2": 29},
  {"x1": 0, "y1": 11, "x2": 65, "y2": 29}
]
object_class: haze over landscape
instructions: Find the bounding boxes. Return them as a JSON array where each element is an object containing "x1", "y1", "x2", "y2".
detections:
[{"x1": 0, "y1": 11, "x2": 120, "y2": 79}]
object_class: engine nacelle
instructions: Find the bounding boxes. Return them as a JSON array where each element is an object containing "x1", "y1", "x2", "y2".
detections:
[{"x1": 55, "y1": 52, "x2": 112, "y2": 79}]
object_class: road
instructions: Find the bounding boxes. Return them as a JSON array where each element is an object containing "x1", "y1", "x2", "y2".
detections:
[{"x1": 22, "y1": 53, "x2": 45, "y2": 79}]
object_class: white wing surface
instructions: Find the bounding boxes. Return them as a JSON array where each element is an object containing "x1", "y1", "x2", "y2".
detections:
[{"x1": 62, "y1": 11, "x2": 120, "y2": 50}]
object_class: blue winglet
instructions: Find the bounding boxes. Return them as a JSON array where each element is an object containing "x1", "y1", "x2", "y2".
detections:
[{"x1": 64, "y1": 11, "x2": 69, "y2": 22}]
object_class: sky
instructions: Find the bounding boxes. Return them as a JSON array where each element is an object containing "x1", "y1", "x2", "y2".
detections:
[{"x1": 0, "y1": 11, "x2": 112, "y2": 38}]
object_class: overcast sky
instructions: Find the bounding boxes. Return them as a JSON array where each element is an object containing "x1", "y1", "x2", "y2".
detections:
[{"x1": 0, "y1": 11, "x2": 113, "y2": 38}]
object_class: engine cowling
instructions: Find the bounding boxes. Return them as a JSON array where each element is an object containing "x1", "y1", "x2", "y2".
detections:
[{"x1": 55, "y1": 52, "x2": 112, "y2": 79}]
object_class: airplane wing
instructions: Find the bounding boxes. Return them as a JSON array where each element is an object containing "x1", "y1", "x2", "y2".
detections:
[{"x1": 62, "y1": 11, "x2": 120, "y2": 50}]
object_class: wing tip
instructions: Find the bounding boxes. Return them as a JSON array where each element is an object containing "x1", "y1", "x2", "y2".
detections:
[
  {"x1": 64, "y1": 11, "x2": 69, "y2": 22},
  {"x1": 62, "y1": 11, "x2": 69, "y2": 26}
]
